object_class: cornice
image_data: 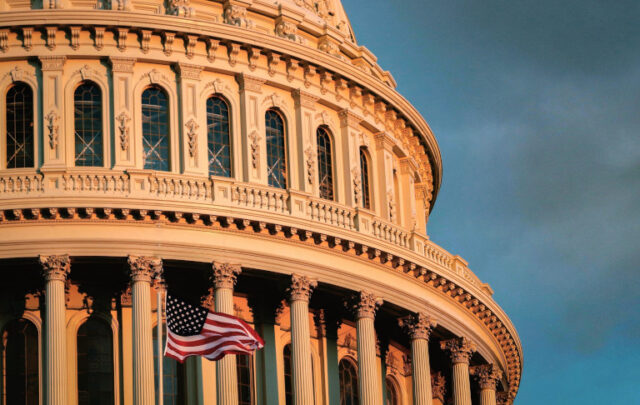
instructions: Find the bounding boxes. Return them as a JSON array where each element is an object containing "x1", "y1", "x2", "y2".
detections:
[{"x1": 0, "y1": 204, "x2": 521, "y2": 398}]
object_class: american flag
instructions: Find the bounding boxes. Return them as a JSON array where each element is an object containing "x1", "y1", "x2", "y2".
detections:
[{"x1": 164, "y1": 294, "x2": 264, "y2": 362}]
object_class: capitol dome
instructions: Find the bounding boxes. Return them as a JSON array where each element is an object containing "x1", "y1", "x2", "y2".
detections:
[{"x1": 0, "y1": 1, "x2": 521, "y2": 405}]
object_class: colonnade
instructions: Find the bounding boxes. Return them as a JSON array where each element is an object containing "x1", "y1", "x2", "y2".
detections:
[{"x1": 38, "y1": 254, "x2": 504, "y2": 405}]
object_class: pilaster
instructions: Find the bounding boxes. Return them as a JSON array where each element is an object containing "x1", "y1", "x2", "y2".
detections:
[
  {"x1": 175, "y1": 63, "x2": 206, "y2": 176},
  {"x1": 292, "y1": 89, "x2": 319, "y2": 194},
  {"x1": 110, "y1": 57, "x2": 136, "y2": 168},
  {"x1": 236, "y1": 73, "x2": 266, "y2": 183},
  {"x1": 39, "y1": 56, "x2": 66, "y2": 169},
  {"x1": 339, "y1": 109, "x2": 363, "y2": 207},
  {"x1": 374, "y1": 132, "x2": 396, "y2": 221}
]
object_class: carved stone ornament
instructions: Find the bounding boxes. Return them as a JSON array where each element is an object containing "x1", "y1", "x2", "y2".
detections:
[
  {"x1": 227, "y1": 42, "x2": 241, "y2": 66},
  {"x1": 167, "y1": 0, "x2": 195, "y2": 17},
  {"x1": 207, "y1": 38, "x2": 220, "y2": 62},
  {"x1": 46, "y1": 27, "x2": 57, "y2": 50},
  {"x1": 94, "y1": 27, "x2": 105, "y2": 50},
  {"x1": 79, "y1": 64, "x2": 97, "y2": 81},
  {"x1": 304, "y1": 146, "x2": 316, "y2": 185},
  {"x1": 185, "y1": 118, "x2": 199, "y2": 157},
  {"x1": 470, "y1": 363, "x2": 503, "y2": 390},
  {"x1": 22, "y1": 27, "x2": 33, "y2": 51},
  {"x1": 288, "y1": 274, "x2": 317, "y2": 302},
  {"x1": 176, "y1": 63, "x2": 203, "y2": 80},
  {"x1": 44, "y1": 110, "x2": 60, "y2": 149},
  {"x1": 249, "y1": 130, "x2": 261, "y2": 168},
  {"x1": 349, "y1": 290, "x2": 383, "y2": 320},
  {"x1": 318, "y1": 37, "x2": 341, "y2": 58},
  {"x1": 141, "y1": 30, "x2": 152, "y2": 53},
  {"x1": 109, "y1": 57, "x2": 136, "y2": 73},
  {"x1": 203, "y1": 78, "x2": 230, "y2": 95},
  {"x1": 211, "y1": 262, "x2": 242, "y2": 289},
  {"x1": 147, "y1": 69, "x2": 169, "y2": 84},
  {"x1": 163, "y1": 32, "x2": 175, "y2": 56},
  {"x1": 496, "y1": 391, "x2": 513, "y2": 405},
  {"x1": 0, "y1": 29, "x2": 8, "y2": 53},
  {"x1": 431, "y1": 372, "x2": 446, "y2": 401},
  {"x1": 351, "y1": 166, "x2": 362, "y2": 204},
  {"x1": 127, "y1": 255, "x2": 162, "y2": 283},
  {"x1": 7, "y1": 66, "x2": 26, "y2": 82},
  {"x1": 70, "y1": 26, "x2": 81, "y2": 50},
  {"x1": 116, "y1": 111, "x2": 131, "y2": 151},
  {"x1": 39, "y1": 56, "x2": 66, "y2": 71},
  {"x1": 399, "y1": 312, "x2": 437, "y2": 341},
  {"x1": 275, "y1": 18, "x2": 304, "y2": 44},
  {"x1": 224, "y1": 3, "x2": 253, "y2": 28},
  {"x1": 440, "y1": 337, "x2": 477, "y2": 365},
  {"x1": 39, "y1": 254, "x2": 71, "y2": 282},
  {"x1": 117, "y1": 28, "x2": 128, "y2": 52}
]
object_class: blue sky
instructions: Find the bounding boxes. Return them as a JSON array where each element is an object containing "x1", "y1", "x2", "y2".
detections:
[{"x1": 342, "y1": 1, "x2": 640, "y2": 403}]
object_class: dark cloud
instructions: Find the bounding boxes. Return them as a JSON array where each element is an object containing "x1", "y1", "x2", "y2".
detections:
[{"x1": 343, "y1": 0, "x2": 640, "y2": 402}]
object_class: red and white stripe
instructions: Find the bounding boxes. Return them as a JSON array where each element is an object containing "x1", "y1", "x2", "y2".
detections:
[{"x1": 165, "y1": 311, "x2": 264, "y2": 363}]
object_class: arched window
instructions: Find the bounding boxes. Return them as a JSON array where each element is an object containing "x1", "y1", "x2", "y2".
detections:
[
  {"x1": 206, "y1": 95, "x2": 232, "y2": 177},
  {"x1": 265, "y1": 109, "x2": 287, "y2": 189},
  {"x1": 237, "y1": 355, "x2": 253, "y2": 405},
  {"x1": 77, "y1": 317, "x2": 114, "y2": 405},
  {"x1": 74, "y1": 81, "x2": 103, "y2": 166},
  {"x1": 142, "y1": 86, "x2": 170, "y2": 171},
  {"x1": 385, "y1": 376, "x2": 400, "y2": 405},
  {"x1": 153, "y1": 325, "x2": 185, "y2": 404},
  {"x1": 359, "y1": 148, "x2": 371, "y2": 209},
  {"x1": 6, "y1": 82, "x2": 34, "y2": 168},
  {"x1": 2, "y1": 319, "x2": 39, "y2": 404},
  {"x1": 339, "y1": 358, "x2": 359, "y2": 405},
  {"x1": 316, "y1": 127, "x2": 334, "y2": 200}
]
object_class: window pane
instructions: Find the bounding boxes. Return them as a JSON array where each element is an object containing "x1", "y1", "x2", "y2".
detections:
[
  {"x1": 207, "y1": 96, "x2": 231, "y2": 177},
  {"x1": 6, "y1": 83, "x2": 34, "y2": 168},
  {"x1": 359, "y1": 148, "x2": 371, "y2": 209},
  {"x1": 77, "y1": 318, "x2": 113, "y2": 405},
  {"x1": 339, "y1": 359, "x2": 358, "y2": 405},
  {"x1": 153, "y1": 326, "x2": 185, "y2": 405},
  {"x1": 237, "y1": 355, "x2": 253, "y2": 405},
  {"x1": 317, "y1": 127, "x2": 334, "y2": 200},
  {"x1": 142, "y1": 87, "x2": 170, "y2": 171},
  {"x1": 3, "y1": 319, "x2": 39, "y2": 405},
  {"x1": 74, "y1": 82, "x2": 103, "y2": 166},
  {"x1": 265, "y1": 110, "x2": 287, "y2": 188}
]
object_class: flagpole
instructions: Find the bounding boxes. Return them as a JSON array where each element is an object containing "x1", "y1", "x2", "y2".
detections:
[{"x1": 157, "y1": 282, "x2": 164, "y2": 405}]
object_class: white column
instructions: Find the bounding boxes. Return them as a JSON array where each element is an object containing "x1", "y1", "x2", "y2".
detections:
[
  {"x1": 39, "y1": 254, "x2": 70, "y2": 405},
  {"x1": 400, "y1": 313, "x2": 437, "y2": 405},
  {"x1": 351, "y1": 291, "x2": 383, "y2": 405},
  {"x1": 440, "y1": 337, "x2": 477, "y2": 405},
  {"x1": 470, "y1": 364, "x2": 503, "y2": 405},
  {"x1": 128, "y1": 256, "x2": 162, "y2": 405},
  {"x1": 288, "y1": 274, "x2": 317, "y2": 405},
  {"x1": 212, "y1": 262, "x2": 242, "y2": 405}
]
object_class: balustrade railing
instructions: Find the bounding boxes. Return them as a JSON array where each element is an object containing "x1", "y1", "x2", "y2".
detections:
[{"x1": 0, "y1": 169, "x2": 481, "y2": 287}]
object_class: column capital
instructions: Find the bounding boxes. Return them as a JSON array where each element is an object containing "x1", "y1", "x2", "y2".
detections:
[
  {"x1": 339, "y1": 109, "x2": 362, "y2": 129},
  {"x1": 174, "y1": 62, "x2": 204, "y2": 80},
  {"x1": 211, "y1": 261, "x2": 242, "y2": 289},
  {"x1": 440, "y1": 337, "x2": 477, "y2": 364},
  {"x1": 287, "y1": 273, "x2": 317, "y2": 302},
  {"x1": 292, "y1": 88, "x2": 319, "y2": 109},
  {"x1": 39, "y1": 254, "x2": 70, "y2": 281},
  {"x1": 236, "y1": 72, "x2": 265, "y2": 92},
  {"x1": 399, "y1": 312, "x2": 437, "y2": 341},
  {"x1": 128, "y1": 255, "x2": 162, "y2": 283},
  {"x1": 349, "y1": 290, "x2": 383, "y2": 320},
  {"x1": 470, "y1": 364, "x2": 503, "y2": 390}
]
